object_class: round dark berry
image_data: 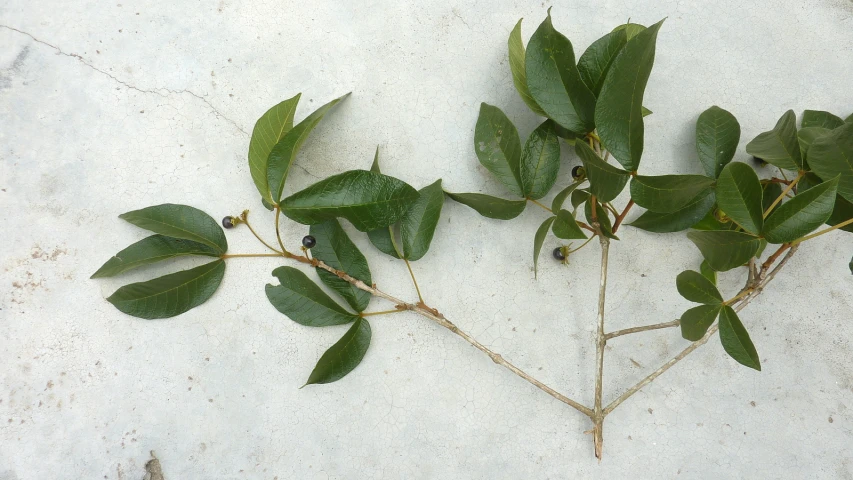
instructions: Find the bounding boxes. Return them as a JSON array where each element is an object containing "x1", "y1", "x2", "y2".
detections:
[
  {"x1": 302, "y1": 235, "x2": 317, "y2": 249},
  {"x1": 222, "y1": 216, "x2": 234, "y2": 229},
  {"x1": 752, "y1": 156, "x2": 767, "y2": 166},
  {"x1": 553, "y1": 247, "x2": 566, "y2": 261},
  {"x1": 571, "y1": 165, "x2": 586, "y2": 179}
]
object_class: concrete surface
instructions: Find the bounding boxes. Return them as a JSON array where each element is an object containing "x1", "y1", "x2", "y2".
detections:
[{"x1": 2, "y1": 1, "x2": 852, "y2": 478}]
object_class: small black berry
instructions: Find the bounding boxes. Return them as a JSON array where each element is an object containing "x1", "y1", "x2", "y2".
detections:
[
  {"x1": 752, "y1": 156, "x2": 767, "y2": 166},
  {"x1": 553, "y1": 247, "x2": 566, "y2": 261},
  {"x1": 572, "y1": 165, "x2": 586, "y2": 179},
  {"x1": 302, "y1": 235, "x2": 317, "y2": 249},
  {"x1": 222, "y1": 216, "x2": 234, "y2": 229}
]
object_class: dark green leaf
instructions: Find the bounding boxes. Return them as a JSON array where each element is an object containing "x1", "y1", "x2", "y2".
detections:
[
  {"x1": 630, "y1": 175, "x2": 715, "y2": 213},
  {"x1": 401, "y1": 180, "x2": 444, "y2": 261},
  {"x1": 265, "y1": 266, "x2": 358, "y2": 327},
  {"x1": 92, "y1": 235, "x2": 219, "y2": 278},
  {"x1": 525, "y1": 10, "x2": 596, "y2": 133},
  {"x1": 309, "y1": 220, "x2": 373, "y2": 312},
  {"x1": 106, "y1": 260, "x2": 225, "y2": 319},
  {"x1": 304, "y1": 317, "x2": 371, "y2": 386},
  {"x1": 700, "y1": 260, "x2": 717, "y2": 285},
  {"x1": 686, "y1": 230, "x2": 761, "y2": 272},
  {"x1": 552, "y1": 209, "x2": 587, "y2": 239},
  {"x1": 249, "y1": 93, "x2": 301, "y2": 204},
  {"x1": 629, "y1": 189, "x2": 715, "y2": 233},
  {"x1": 595, "y1": 19, "x2": 665, "y2": 172},
  {"x1": 745, "y1": 110, "x2": 802, "y2": 171},
  {"x1": 551, "y1": 180, "x2": 583, "y2": 212},
  {"x1": 718, "y1": 306, "x2": 760, "y2": 371},
  {"x1": 520, "y1": 120, "x2": 561, "y2": 199},
  {"x1": 807, "y1": 122, "x2": 853, "y2": 203},
  {"x1": 612, "y1": 22, "x2": 646, "y2": 40},
  {"x1": 367, "y1": 225, "x2": 402, "y2": 259},
  {"x1": 577, "y1": 29, "x2": 628, "y2": 97},
  {"x1": 533, "y1": 216, "x2": 556, "y2": 278},
  {"x1": 575, "y1": 141, "x2": 629, "y2": 203},
  {"x1": 119, "y1": 204, "x2": 227, "y2": 254},
  {"x1": 508, "y1": 19, "x2": 548, "y2": 117},
  {"x1": 680, "y1": 304, "x2": 722, "y2": 341},
  {"x1": 571, "y1": 189, "x2": 590, "y2": 209},
  {"x1": 798, "y1": 126, "x2": 831, "y2": 158},
  {"x1": 763, "y1": 176, "x2": 838, "y2": 243},
  {"x1": 474, "y1": 103, "x2": 523, "y2": 196},
  {"x1": 696, "y1": 106, "x2": 741, "y2": 178},
  {"x1": 826, "y1": 195, "x2": 853, "y2": 233},
  {"x1": 691, "y1": 208, "x2": 736, "y2": 231},
  {"x1": 801, "y1": 110, "x2": 844, "y2": 129},
  {"x1": 676, "y1": 270, "x2": 723, "y2": 304},
  {"x1": 715, "y1": 162, "x2": 763, "y2": 234},
  {"x1": 267, "y1": 93, "x2": 350, "y2": 202},
  {"x1": 585, "y1": 201, "x2": 617, "y2": 239},
  {"x1": 261, "y1": 198, "x2": 275, "y2": 211},
  {"x1": 444, "y1": 192, "x2": 526, "y2": 220},
  {"x1": 762, "y1": 182, "x2": 783, "y2": 212},
  {"x1": 281, "y1": 170, "x2": 419, "y2": 231}
]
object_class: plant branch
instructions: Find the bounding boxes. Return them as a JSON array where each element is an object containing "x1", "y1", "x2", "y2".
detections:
[
  {"x1": 592, "y1": 234, "x2": 610, "y2": 460},
  {"x1": 763, "y1": 171, "x2": 804, "y2": 218},
  {"x1": 605, "y1": 319, "x2": 680, "y2": 340},
  {"x1": 287, "y1": 254, "x2": 594, "y2": 417},
  {"x1": 404, "y1": 258, "x2": 425, "y2": 304},
  {"x1": 791, "y1": 217, "x2": 853, "y2": 244},
  {"x1": 602, "y1": 245, "x2": 798, "y2": 416},
  {"x1": 528, "y1": 198, "x2": 553, "y2": 213},
  {"x1": 221, "y1": 253, "x2": 285, "y2": 259},
  {"x1": 274, "y1": 206, "x2": 290, "y2": 255},
  {"x1": 241, "y1": 211, "x2": 283, "y2": 254},
  {"x1": 611, "y1": 200, "x2": 635, "y2": 233}
]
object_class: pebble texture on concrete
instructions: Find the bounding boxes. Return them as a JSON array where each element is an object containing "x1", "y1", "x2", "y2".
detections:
[{"x1": 1, "y1": 1, "x2": 852, "y2": 478}]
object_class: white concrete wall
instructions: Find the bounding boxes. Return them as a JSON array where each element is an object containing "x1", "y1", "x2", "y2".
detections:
[{"x1": 1, "y1": 1, "x2": 852, "y2": 478}]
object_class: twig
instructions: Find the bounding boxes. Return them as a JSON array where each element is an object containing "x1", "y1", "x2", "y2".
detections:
[
  {"x1": 611, "y1": 200, "x2": 635, "y2": 233},
  {"x1": 528, "y1": 198, "x2": 553, "y2": 213},
  {"x1": 592, "y1": 235, "x2": 610, "y2": 460},
  {"x1": 605, "y1": 319, "x2": 679, "y2": 340},
  {"x1": 241, "y1": 211, "x2": 283, "y2": 254},
  {"x1": 602, "y1": 246, "x2": 798, "y2": 415},
  {"x1": 763, "y1": 171, "x2": 803, "y2": 218},
  {"x1": 274, "y1": 206, "x2": 289, "y2": 255},
  {"x1": 792, "y1": 217, "x2": 853, "y2": 244},
  {"x1": 404, "y1": 258, "x2": 424, "y2": 304}
]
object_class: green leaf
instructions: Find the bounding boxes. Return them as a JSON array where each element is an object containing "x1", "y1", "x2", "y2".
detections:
[
  {"x1": 551, "y1": 180, "x2": 583, "y2": 212},
  {"x1": 533, "y1": 216, "x2": 557, "y2": 278},
  {"x1": 248, "y1": 93, "x2": 301, "y2": 204},
  {"x1": 281, "y1": 170, "x2": 419, "y2": 231},
  {"x1": 763, "y1": 176, "x2": 838, "y2": 243},
  {"x1": 106, "y1": 260, "x2": 225, "y2": 319},
  {"x1": 826, "y1": 195, "x2": 853, "y2": 233},
  {"x1": 520, "y1": 120, "x2": 561, "y2": 199},
  {"x1": 680, "y1": 304, "x2": 722, "y2": 341},
  {"x1": 474, "y1": 103, "x2": 524, "y2": 196},
  {"x1": 762, "y1": 182, "x2": 783, "y2": 212},
  {"x1": 798, "y1": 126, "x2": 831, "y2": 159},
  {"x1": 584, "y1": 201, "x2": 617, "y2": 239},
  {"x1": 700, "y1": 260, "x2": 717, "y2": 285},
  {"x1": 745, "y1": 110, "x2": 802, "y2": 171},
  {"x1": 552, "y1": 209, "x2": 587, "y2": 239},
  {"x1": 807, "y1": 122, "x2": 853, "y2": 203},
  {"x1": 612, "y1": 22, "x2": 646, "y2": 40},
  {"x1": 119, "y1": 204, "x2": 228, "y2": 254},
  {"x1": 367, "y1": 225, "x2": 402, "y2": 259},
  {"x1": 575, "y1": 141, "x2": 629, "y2": 203},
  {"x1": 508, "y1": 19, "x2": 548, "y2": 117},
  {"x1": 571, "y1": 189, "x2": 590, "y2": 209},
  {"x1": 595, "y1": 19, "x2": 665, "y2": 172},
  {"x1": 92, "y1": 235, "x2": 219, "y2": 278},
  {"x1": 370, "y1": 146, "x2": 381, "y2": 173},
  {"x1": 676, "y1": 270, "x2": 723, "y2": 304},
  {"x1": 525, "y1": 10, "x2": 596, "y2": 133},
  {"x1": 715, "y1": 162, "x2": 764, "y2": 234},
  {"x1": 686, "y1": 230, "x2": 761, "y2": 272},
  {"x1": 642, "y1": 106, "x2": 653, "y2": 117},
  {"x1": 696, "y1": 106, "x2": 741, "y2": 178},
  {"x1": 629, "y1": 189, "x2": 715, "y2": 233},
  {"x1": 309, "y1": 220, "x2": 373, "y2": 312},
  {"x1": 692, "y1": 208, "x2": 736, "y2": 231},
  {"x1": 577, "y1": 29, "x2": 628, "y2": 97},
  {"x1": 444, "y1": 192, "x2": 526, "y2": 220},
  {"x1": 801, "y1": 110, "x2": 844, "y2": 129},
  {"x1": 629, "y1": 175, "x2": 715, "y2": 213},
  {"x1": 401, "y1": 180, "x2": 444, "y2": 261},
  {"x1": 267, "y1": 93, "x2": 350, "y2": 202},
  {"x1": 304, "y1": 317, "x2": 371, "y2": 386},
  {"x1": 265, "y1": 266, "x2": 358, "y2": 327},
  {"x1": 718, "y1": 306, "x2": 760, "y2": 371},
  {"x1": 847, "y1": 113, "x2": 853, "y2": 123}
]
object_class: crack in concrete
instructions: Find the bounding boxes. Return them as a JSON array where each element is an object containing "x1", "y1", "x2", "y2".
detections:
[{"x1": 0, "y1": 24, "x2": 248, "y2": 136}]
